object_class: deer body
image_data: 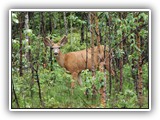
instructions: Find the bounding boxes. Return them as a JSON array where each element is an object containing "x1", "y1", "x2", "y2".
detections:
[{"x1": 43, "y1": 36, "x2": 114, "y2": 91}]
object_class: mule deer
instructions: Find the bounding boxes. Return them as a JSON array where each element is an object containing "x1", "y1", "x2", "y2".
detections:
[{"x1": 43, "y1": 35, "x2": 114, "y2": 92}]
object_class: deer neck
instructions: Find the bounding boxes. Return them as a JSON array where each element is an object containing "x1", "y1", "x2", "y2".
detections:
[{"x1": 55, "y1": 51, "x2": 65, "y2": 67}]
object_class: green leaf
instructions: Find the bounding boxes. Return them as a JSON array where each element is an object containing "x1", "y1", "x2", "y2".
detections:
[
  {"x1": 12, "y1": 13, "x2": 19, "y2": 23},
  {"x1": 13, "y1": 19, "x2": 19, "y2": 23}
]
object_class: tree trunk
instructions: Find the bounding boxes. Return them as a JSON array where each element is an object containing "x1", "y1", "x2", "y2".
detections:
[
  {"x1": 119, "y1": 12, "x2": 125, "y2": 92},
  {"x1": 53, "y1": 13, "x2": 57, "y2": 29},
  {"x1": 50, "y1": 47, "x2": 53, "y2": 71},
  {"x1": 81, "y1": 13, "x2": 85, "y2": 44},
  {"x1": 35, "y1": 40, "x2": 45, "y2": 108},
  {"x1": 94, "y1": 12, "x2": 106, "y2": 107},
  {"x1": 108, "y1": 14, "x2": 112, "y2": 95},
  {"x1": 137, "y1": 32, "x2": 143, "y2": 108},
  {"x1": 59, "y1": 13, "x2": 63, "y2": 36},
  {"x1": 85, "y1": 17, "x2": 89, "y2": 98},
  {"x1": 99, "y1": 13, "x2": 108, "y2": 107},
  {"x1": 12, "y1": 78, "x2": 20, "y2": 108},
  {"x1": 90, "y1": 12, "x2": 95, "y2": 78},
  {"x1": 89, "y1": 12, "x2": 96, "y2": 100},
  {"x1": 49, "y1": 12, "x2": 53, "y2": 34},
  {"x1": 49, "y1": 12, "x2": 53, "y2": 71},
  {"x1": 63, "y1": 12, "x2": 68, "y2": 36},
  {"x1": 24, "y1": 12, "x2": 30, "y2": 68},
  {"x1": 85, "y1": 18, "x2": 88, "y2": 69},
  {"x1": 70, "y1": 12, "x2": 73, "y2": 49},
  {"x1": 94, "y1": 12, "x2": 101, "y2": 67},
  {"x1": 119, "y1": 42, "x2": 123, "y2": 92},
  {"x1": 19, "y1": 13, "x2": 23, "y2": 76},
  {"x1": 40, "y1": 12, "x2": 45, "y2": 37},
  {"x1": 40, "y1": 12, "x2": 47, "y2": 68}
]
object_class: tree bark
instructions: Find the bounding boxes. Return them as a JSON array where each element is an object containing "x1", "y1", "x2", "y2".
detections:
[
  {"x1": 94, "y1": 12, "x2": 101, "y2": 67},
  {"x1": 12, "y1": 78, "x2": 20, "y2": 108},
  {"x1": 19, "y1": 13, "x2": 23, "y2": 76},
  {"x1": 49, "y1": 12, "x2": 53, "y2": 34},
  {"x1": 40, "y1": 12, "x2": 45, "y2": 37},
  {"x1": 49, "y1": 12, "x2": 53, "y2": 71},
  {"x1": 63, "y1": 12, "x2": 68, "y2": 36},
  {"x1": 89, "y1": 12, "x2": 96, "y2": 100},
  {"x1": 119, "y1": 42, "x2": 123, "y2": 92},
  {"x1": 24, "y1": 12, "x2": 30, "y2": 68},
  {"x1": 90, "y1": 12, "x2": 95, "y2": 77},
  {"x1": 81, "y1": 13, "x2": 85, "y2": 44},
  {"x1": 40, "y1": 12, "x2": 47, "y2": 68},
  {"x1": 85, "y1": 18, "x2": 89, "y2": 98},
  {"x1": 119, "y1": 12, "x2": 125, "y2": 92},
  {"x1": 99, "y1": 13, "x2": 108, "y2": 107},
  {"x1": 85, "y1": 17, "x2": 88, "y2": 69},
  {"x1": 70, "y1": 12, "x2": 73, "y2": 48},
  {"x1": 137, "y1": 32, "x2": 143, "y2": 108},
  {"x1": 108, "y1": 14, "x2": 112, "y2": 95}
]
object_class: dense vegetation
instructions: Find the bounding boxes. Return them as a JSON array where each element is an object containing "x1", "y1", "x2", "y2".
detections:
[{"x1": 11, "y1": 11, "x2": 149, "y2": 109}]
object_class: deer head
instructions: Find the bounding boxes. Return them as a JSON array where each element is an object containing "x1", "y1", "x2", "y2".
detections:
[{"x1": 43, "y1": 36, "x2": 68, "y2": 56}]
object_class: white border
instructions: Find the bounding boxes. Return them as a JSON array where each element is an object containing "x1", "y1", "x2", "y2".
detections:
[{"x1": 9, "y1": 9, "x2": 151, "y2": 111}]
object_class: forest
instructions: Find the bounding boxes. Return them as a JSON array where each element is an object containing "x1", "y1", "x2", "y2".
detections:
[{"x1": 11, "y1": 10, "x2": 149, "y2": 109}]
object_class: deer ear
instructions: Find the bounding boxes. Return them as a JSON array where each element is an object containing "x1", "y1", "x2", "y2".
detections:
[
  {"x1": 60, "y1": 35, "x2": 68, "y2": 46},
  {"x1": 43, "y1": 38, "x2": 53, "y2": 47}
]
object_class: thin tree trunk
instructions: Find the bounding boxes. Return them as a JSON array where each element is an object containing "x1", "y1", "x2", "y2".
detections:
[
  {"x1": 24, "y1": 12, "x2": 29, "y2": 69},
  {"x1": 94, "y1": 12, "x2": 106, "y2": 107},
  {"x1": 70, "y1": 12, "x2": 73, "y2": 48},
  {"x1": 49, "y1": 12, "x2": 53, "y2": 34},
  {"x1": 50, "y1": 47, "x2": 53, "y2": 71},
  {"x1": 12, "y1": 78, "x2": 20, "y2": 108},
  {"x1": 35, "y1": 40, "x2": 45, "y2": 108},
  {"x1": 90, "y1": 13, "x2": 95, "y2": 77},
  {"x1": 119, "y1": 12, "x2": 124, "y2": 92},
  {"x1": 108, "y1": 14, "x2": 112, "y2": 95},
  {"x1": 81, "y1": 22, "x2": 85, "y2": 44},
  {"x1": 99, "y1": 14, "x2": 108, "y2": 107},
  {"x1": 137, "y1": 32, "x2": 143, "y2": 108},
  {"x1": 35, "y1": 65, "x2": 45, "y2": 108},
  {"x1": 85, "y1": 16, "x2": 89, "y2": 99},
  {"x1": 59, "y1": 13, "x2": 63, "y2": 36},
  {"x1": 89, "y1": 12, "x2": 96, "y2": 100},
  {"x1": 30, "y1": 62, "x2": 34, "y2": 107},
  {"x1": 119, "y1": 43, "x2": 123, "y2": 92},
  {"x1": 40, "y1": 12, "x2": 47, "y2": 68},
  {"x1": 25, "y1": 12, "x2": 34, "y2": 107},
  {"x1": 95, "y1": 12, "x2": 101, "y2": 67},
  {"x1": 85, "y1": 17, "x2": 88, "y2": 69},
  {"x1": 49, "y1": 12, "x2": 53, "y2": 71},
  {"x1": 41, "y1": 12, "x2": 45, "y2": 37},
  {"x1": 63, "y1": 12, "x2": 68, "y2": 36},
  {"x1": 81, "y1": 13, "x2": 85, "y2": 44},
  {"x1": 19, "y1": 13, "x2": 23, "y2": 76},
  {"x1": 90, "y1": 12, "x2": 95, "y2": 77}
]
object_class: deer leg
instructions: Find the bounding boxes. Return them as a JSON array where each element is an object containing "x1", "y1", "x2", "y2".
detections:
[
  {"x1": 71, "y1": 72, "x2": 78, "y2": 94},
  {"x1": 78, "y1": 73, "x2": 83, "y2": 86}
]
